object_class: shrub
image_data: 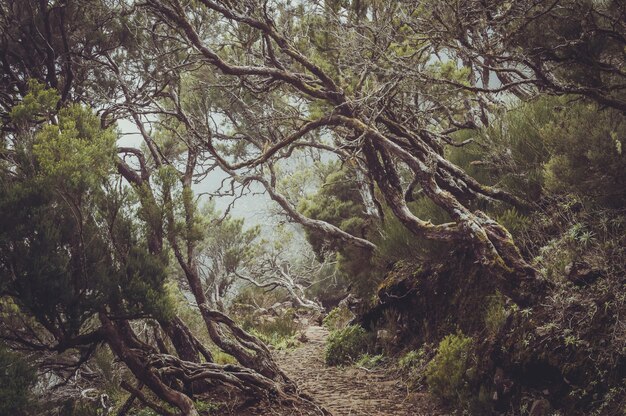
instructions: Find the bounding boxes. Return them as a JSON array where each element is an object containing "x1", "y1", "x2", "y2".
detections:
[
  {"x1": 398, "y1": 348, "x2": 428, "y2": 389},
  {"x1": 425, "y1": 332, "x2": 474, "y2": 401},
  {"x1": 195, "y1": 400, "x2": 220, "y2": 414},
  {"x1": 496, "y1": 208, "x2": 531, "y2": 238},
  {"x1": 211, "y1": 349, "x2": 237, "y2": 365},
  {"x1": 0, "y1": 345, "x2": 37, "y2": 415},
  {"x1": 374, "y1": 198, "x2": 450, "y2": 264},
  {"x1": 239, "y1": 310, "x2": 300, "y2": 349},
  {"x1": 325, "y1": 325, "x2": 371, "y2": 366},
  {"x1": 484, "y1": 292, "x2": 508, "y2": 336},
  {"x1": 257, "y1": 312, "x2": 299, "y2": 340},
  {"x1": 322, "y1": 305, "x2": 353, "y2": 331},
  {"x1": 399, "y1": 349, "x2": 426, "y2": 371},
  {"x1": 355, "y1": 353, "x2": 384, "y2": 369}
]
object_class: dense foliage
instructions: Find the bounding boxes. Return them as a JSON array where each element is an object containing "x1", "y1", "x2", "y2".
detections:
[{"x1": 0, "y1": 0, "x2": 624, "y2": 415}]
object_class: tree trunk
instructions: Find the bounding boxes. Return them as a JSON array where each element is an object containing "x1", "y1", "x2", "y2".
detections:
[{"x1": 99, "y1": 314, "x2": 200, "y2": 416}]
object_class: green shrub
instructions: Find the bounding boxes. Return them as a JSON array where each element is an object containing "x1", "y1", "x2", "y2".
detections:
[
  {"x1": 496, "y1": 208, "x2": 531, "y2": 238},
  {"x1": 258, "y1": 312, "x2": 299, "y2": 339},
  {"x1": 195, "y1": 400, "x2": 220, "y2": 414},
  {"x1": 211, "y1": 349, "x2": 237, "y2": 365},
  {"x1": 484, "y1": 292, "x2": 508, "y2": 336},
  {"x1": 374, "y1": 198, "x2": 450, "y2": 264},
  {"x1": 239, "y1": 310, "x2": 300, "y2": 349},
  {"x1": 398, "y1": 348, "x2": 428, "y2": 389},
  {"x1": 355, "y1": 353, "x2": 384, "y2": 369},
  {"x1": 425, "y1": 332, "x2": 474, "y2": 401},
  {"x1": 0, "y1": 345, "x2": 37, "y2": 415},
  {"x1": 325, "y1": 325, "x2": 371, "y2": 366},
  {"x1": 322, "y1": 305, "x2": 353, "y2": 331},
  {"x1": 399, "y1": 349, "x2": 426, "y2": 371}
]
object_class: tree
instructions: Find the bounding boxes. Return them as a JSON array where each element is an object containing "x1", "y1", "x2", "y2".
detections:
[
  {"x1": 0, "y1": 81, "x2": 309, "y2": 415},
  {"x1": 1, "y1": 0, "x2": 623, "y2": 414},
  {"x1": 137, "y1": 0, "x2": 548, "y2": 305},
  {"x1": 0, "y1": 343, "x2": 37, "y2": 415},
  {"x1": 194, "y1": 202, "x2": 261, "y2": 311}
]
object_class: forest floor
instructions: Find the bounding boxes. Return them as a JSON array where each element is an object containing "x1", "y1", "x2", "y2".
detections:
[{"x1": 272, "y1": 325, "x2": 449, "y2": 416}]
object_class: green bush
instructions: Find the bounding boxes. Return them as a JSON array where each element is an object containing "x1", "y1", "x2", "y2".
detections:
[
  {"x1": 496, "y1": 208, "x2": 531, "y2": 238},
  {"x1": 398, "y1": 348, "x2": 428, "y2": 389},
  {"x1": 425, "y1": 332, "x2": 474, "y2": 401},
  {"x1": 374, "y1": 198, "x2": 450, "y2": 264},
  {"x1": 484, "y1": 292, "x2": 508, "y2": 336},
  {"x1": 322, "y1": 305, "x2": 353, "y2": 331},
  {"x1": 399, "y1": 348, "x2": 426, "y2": 371},
  {"x1": 242, "y1": 312, "x2": 301, "y2": 350},
  {"x1": 449, "y1": 97, "x2": 626, "y2": 209},
  {"x1": 355, "y1": 353, "x2": 384, "y2": 369},
  {"x1": 324, "y1": 325, "x2": 371, "y2": 366},
  {"x1": 256, "y1": 312, "x2": 299, "y2": 340},
  {"x1": 540, "y1": 101, "x2": 625, "y2": 208},
  {"x1": 211, "y1": 349, "x2": 237, "y2": 365},
  {"x1": 194, "y1": 400, "x2": 220, "y2": 414},
  {"x1": 0, "y1": 345, "x2": 37, "y2": 415}
]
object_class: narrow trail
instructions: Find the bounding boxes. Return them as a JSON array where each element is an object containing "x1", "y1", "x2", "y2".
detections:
[{"x1": 274, "y1": 326, "x2": 448, "y2": 416}]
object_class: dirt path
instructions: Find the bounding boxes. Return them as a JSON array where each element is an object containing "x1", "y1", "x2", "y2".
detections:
[{"x1": 274, "y1": 326, "x2": 448, "y2": 416}]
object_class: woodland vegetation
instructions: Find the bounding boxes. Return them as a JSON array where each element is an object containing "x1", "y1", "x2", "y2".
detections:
[{"x1": 0, "y1": 0, "x2": 624, "y2": 415}]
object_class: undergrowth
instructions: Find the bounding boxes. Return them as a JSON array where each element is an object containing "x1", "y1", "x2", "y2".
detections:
[
  {"x1": 425, "y1": 332, "x2": 474, "y2": 404},
  {"x1": 325, "y1": 325, "x2": 372, "y2": 366}
]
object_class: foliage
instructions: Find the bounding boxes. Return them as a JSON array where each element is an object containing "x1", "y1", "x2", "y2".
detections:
[
  {"x1": 0, "y1": 2, "x2": 625, "y2": 414},
  {"x1": 0, "y1": 345, "x2": 37, "y2": 416},
  {"x1": 9, "y1": 80, "x2": 58, "y2": 125},
  {"x1": 322, "y1": 305, "x2": 353, "y2": 331},
  {"x1": 195, "y1": 202, "x2": 262, "y2": 308},
  {"x1": 540, "y1": 101, "x2": 625, "y2": 208},
  {"x1": 298, "y1": 162, "x2": 382, "y2": 298},
  {"x1": 298, "y1": 163, "x2": 371, "y2": 247},
  {"x1": 238, "y1": 308, "x2": 301, "y2": 350},
  {"x1": 373, "y1": 198, "x2": 450, "y2": 264},
  {"x1": 450, "y1": 97, "x2": 626, "y2": 210},
  {"x1": 324, "y1": 325, "x2": 371, "y2": 366},
  {"x1": 248, "y1": 313, "x2": 300, "y2": 349},
  {"x1": 33, "y1": 104, "x2": 116, "y2": 190},
  {"x1": 496, "y1": 208, "x2": 532, "y2": 239},
  {"x1": 232, "y1": 286, "x2": 287, "y2": 311},
  {"x1": 484, "y1": 292, "x2": 508, "y2": 337},
  {"x1": 425, "y1": 332, "x2": 474, "y2": 402},
  {"x1": 355, "y1": 353, "x2": 384, "y2": 369},
  {"x1": 1, "y1": 83, "x2": 173, "y2": 361},
  {"x1": 194, "y1": 400, "x2": 220, "y2": 414},
  {"x1": 210, "y1": 350, "x2": 238, "y2": 365},
  {"x1": 398, "y1": 348, "x2": 428, "y2": 390},
  {"x1": 398, "y1": 349, "x2": 423, "y2": 370}
]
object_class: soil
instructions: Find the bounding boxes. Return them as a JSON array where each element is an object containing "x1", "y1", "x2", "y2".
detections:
[{"x1": 272, "y1": 325, "x2": 449, "y2": 416}]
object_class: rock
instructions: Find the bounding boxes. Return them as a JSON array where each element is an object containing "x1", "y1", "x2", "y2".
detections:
[
  {"x1": 493, "y1": 367, "x2": 513, "y2": 394},
  {"x1": 492, "y1": 367, "x2": 514, "y2": 410},
  {"x1": 376, "y1": 329, "x2": 394, "y2": 346},
  {"x1": 529, "y1": 398, "x2": 551, "y2": 416},
  {"x1": 565, "y1": 261, "x2": 604, "y2": 286}
]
